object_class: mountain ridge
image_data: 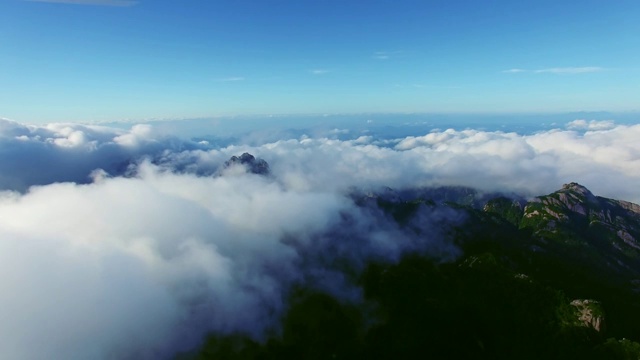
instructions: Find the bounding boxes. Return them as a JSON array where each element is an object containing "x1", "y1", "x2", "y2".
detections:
[{"x1": 184, "y1": 181, "x2": 640, "y2": 360}]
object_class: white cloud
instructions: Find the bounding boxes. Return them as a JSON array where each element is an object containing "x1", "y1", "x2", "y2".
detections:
[
  {"x1": 25, "y1": 0, "x2": 138, "y2": 6},
  {"x1": 392, "y1": 124, "x2": 640, "y2": 202},
  {"x1": 0, "y1": 119, "x2": 468, "y2": 358},
  {"x1": 2, "y1": 117, "x2": 640, "y2": 202},
  {"x1": 0, "y1": 119, "x2": 195, "y2": 191},
  {"x1": 0, "y1": 162, "x2": 459, "y2": 358},
  {"x1": 310, "y1": 69, "x2": 330, "y2": 75},
  {"x1": 535, "y1": 66, "x2": 604, "y2": 74},
  {"x1": 502, "y1": 68, "x2": 526, "y2": 73},
  {"x1": 566, "y1": 119, "x2": 615, "y2": 131},
  {"x1": 1, "y1": 118, "x2": 640, "y2": 358},
  {"x1": 503, "y1": 67, "x2": 605, "y2": 74},
  {"x1": 0, "y1": 167, "x2": 353, "y2": 358},
  {"x1": 216, "y1": 76, "x2": 245, "y2": 82},
  {"x1": 372, "y1": 51, "x2": 402, "y2": 60}
]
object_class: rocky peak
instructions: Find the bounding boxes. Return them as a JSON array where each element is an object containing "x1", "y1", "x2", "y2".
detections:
[
  {"x1": 523, "y1": 183, "x2": 597, "y2": 224},
  {"x1": 223, "y1": 153, "x2": 270, "y2": 175},
  {"x1": 560, "y1": 182, "x2": 597, "y2": 203},
  {"x1": 500, "y1": 183, "x2": 640, "y2": 276},
  {"x1": 562, "y1": 182, "x2": 590, "y2": 193}
]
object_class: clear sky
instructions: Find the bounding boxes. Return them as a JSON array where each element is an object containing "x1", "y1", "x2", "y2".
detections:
[{"x1": 1, "y1": 0, "x2": 639, "y2": 123}]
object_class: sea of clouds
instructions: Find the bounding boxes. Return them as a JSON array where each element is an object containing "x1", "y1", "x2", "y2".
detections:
[{"x1": 0, "y1": 117, "x2": 638, "y2": 359}]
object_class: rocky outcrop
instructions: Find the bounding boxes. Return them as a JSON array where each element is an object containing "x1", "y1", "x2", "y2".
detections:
[
  {"x1": 570, "y1": 299, "x2": 605, "y2": 332},
  {"x1": 223, "y1": 153, "x2": 270, "y2": 175}
]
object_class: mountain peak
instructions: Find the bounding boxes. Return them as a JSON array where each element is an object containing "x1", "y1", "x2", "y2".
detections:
[
  {"x1": 557, "y1": 182, "x2": 597, "y2": 205},
  {"x1": 224, "y1": 153, "x2": 270, "y2": 175},
  {"x1": 561, "y1": 182, "x2": 592, "y2": 195}
]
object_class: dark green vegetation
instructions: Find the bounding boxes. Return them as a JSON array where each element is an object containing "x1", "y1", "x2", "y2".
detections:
[{"x1": 182, "y1": 183, "x2": 640, "y2": 359}]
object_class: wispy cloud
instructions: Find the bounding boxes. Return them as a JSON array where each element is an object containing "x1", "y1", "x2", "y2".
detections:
[
  {"x1": 503, "y1": 67, "x2": 605, "y2": 74},
  {"x1": 216, "y1": 77, "x2": 245, "y2": 82},
  {"x1": 373, "y1": 52, "x2": 390, "y2": 60},
  {"x1": 25, "y1": 0, "x2": 138, "y2": 6},
  {"x1": 502, "y1": 68, "x2": 526, "y2": 73},
  {"x1": 372, "y1": 51, "x2": 403, "y2": 60},
  {"x1": 535, "y1": 67, "x2": 604, "y2": 74},
  {"x1": 393, "y1": 83, "x2": 461, "y2": 90},
  {"x1": 310, "y1": 69, "x2": 330, "y2": 75}
]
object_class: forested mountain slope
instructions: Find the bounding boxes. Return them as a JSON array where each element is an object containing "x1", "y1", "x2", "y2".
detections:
[{"x1": 182, "y1": 183, "x2": 640, "y2": 359}]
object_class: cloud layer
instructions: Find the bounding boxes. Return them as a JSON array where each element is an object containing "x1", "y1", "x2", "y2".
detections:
[
  {"x1": 0, "y1": 166, "x2": 349, "y2": 358},
  {"x1": 0, "y1": 117, "x2": 639, "y2": 358},
  {"x1": 6, "y1": 117, "x2": 634, "y2": 200}
]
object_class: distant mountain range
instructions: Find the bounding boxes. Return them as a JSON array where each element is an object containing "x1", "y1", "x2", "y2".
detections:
[{"x1": 180, "y1": 175, "x2": 640, "y2": 359}]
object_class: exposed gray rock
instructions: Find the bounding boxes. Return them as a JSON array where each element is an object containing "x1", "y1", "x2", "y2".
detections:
[
  {"x1": 570, "y1": 299, "x2": 605, "y2": 332},
  {"x1": 223, "y1": 153, "x2": 270, "y2": 175}
]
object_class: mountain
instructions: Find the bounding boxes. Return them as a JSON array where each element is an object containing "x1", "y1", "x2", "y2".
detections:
[
  {"x1": 181, "y1": 183, "x2": 640, "y2": 360},
  {"x1": 223, "y1": 153, "x2": 270, "y2": 175},
  {"x1": 481, "y1": 182, "x2": 640, "y2": 277}
]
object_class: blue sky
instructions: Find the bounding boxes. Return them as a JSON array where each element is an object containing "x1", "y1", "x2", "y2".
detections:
[{"x1": 1, "y1": 0, "x2": 639, "y2": 123}]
